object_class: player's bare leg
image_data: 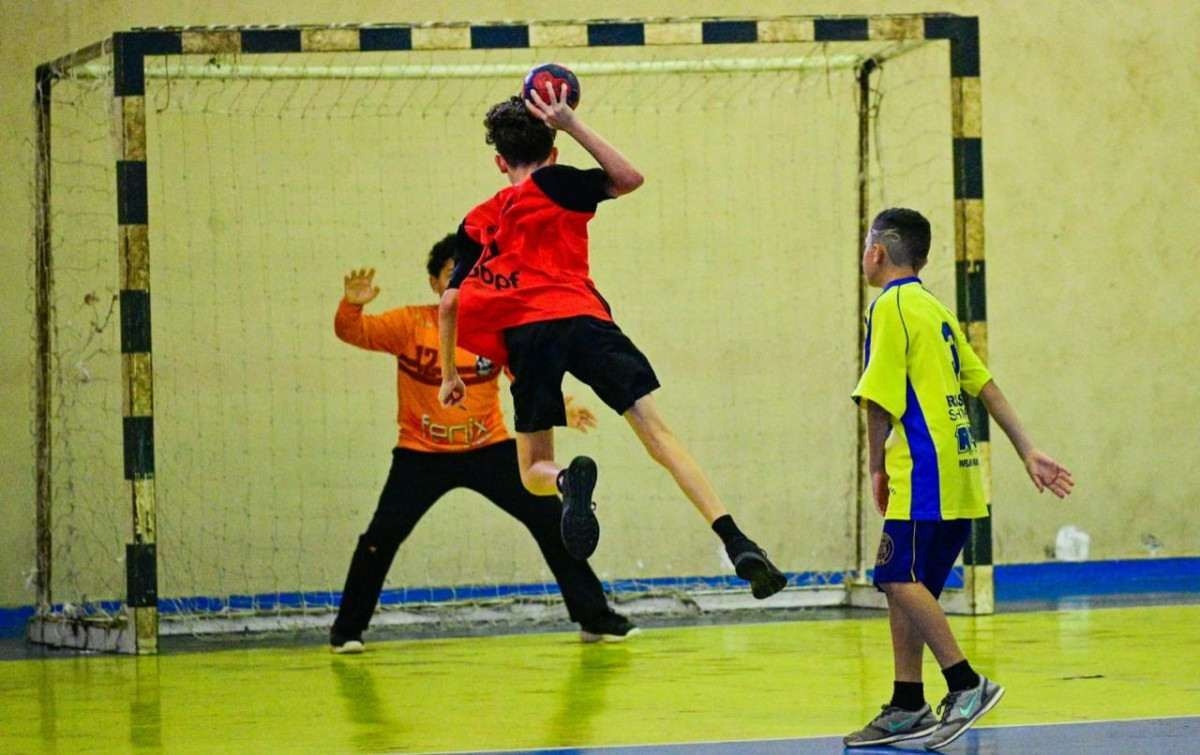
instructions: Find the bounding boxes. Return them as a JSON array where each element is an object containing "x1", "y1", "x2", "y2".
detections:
[
  {"x1": 622, "y1": 394, "x2": 727, "y2": 522},
  {"x1": 624, "y1": 394, "x2": 785, "y2": 598},
  {"x1": 881, "y1": 582, "x2": 1005, "y2": 751},
  {"x1": 516, "y1": 429, "x2": 559, "y2": 496},
  {"x1": 890, "y1": 604, "x2": 925, "y2": 683},
  {"x1": 880, "y1": 583, "x2": 965, "y2": 668},
  {"x1": 844, "y1": 606, "x2": 939, "y2": 747},
  {"x1": 517, "y1": 429, "x2": 600, "y2": 560}
]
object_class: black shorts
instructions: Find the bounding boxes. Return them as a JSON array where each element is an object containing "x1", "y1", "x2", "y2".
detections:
[{"x1": 504, "y1": 316, "x2": 660, "y2": 432}]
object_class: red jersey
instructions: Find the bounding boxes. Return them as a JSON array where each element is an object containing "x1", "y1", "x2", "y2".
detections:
[
  {"x1": 334, "y1": 300, "x2": 509, "y2": 452},
  {"x1": 452, "y1": 165, "x2": 614, "y2": 365}
]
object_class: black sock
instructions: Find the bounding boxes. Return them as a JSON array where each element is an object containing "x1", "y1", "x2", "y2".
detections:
[
  {"x1": 710, "y1": 515, "x2": 746, "y2": 546},
  {"x1": 890, "y1": 681, "x2": 925, "y2": 711},
  {"x1": 942, "y1": 659, "x2": 980, "y2": 693}
]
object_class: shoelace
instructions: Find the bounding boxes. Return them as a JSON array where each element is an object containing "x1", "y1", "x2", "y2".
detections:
[{"x1": 935, "y1": 691, "x2": 962, "y2": 722}]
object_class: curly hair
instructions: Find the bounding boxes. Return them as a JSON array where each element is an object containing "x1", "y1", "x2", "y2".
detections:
[
  {"x1": 426, "y1": 232, "x2": 459, "y2": 277},
  {"x1": 484, "y1": 96, "x2": 555, "y2": 166}
]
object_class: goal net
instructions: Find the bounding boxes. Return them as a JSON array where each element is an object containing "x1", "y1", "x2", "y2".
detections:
[{"x1": 30, "y1": 19, "x2": 971, "y2": 651}]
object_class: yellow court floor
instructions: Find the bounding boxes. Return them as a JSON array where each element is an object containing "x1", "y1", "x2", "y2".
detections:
[{"x1": 2, "y1": 604, "x2": 1198, "y2": 753}]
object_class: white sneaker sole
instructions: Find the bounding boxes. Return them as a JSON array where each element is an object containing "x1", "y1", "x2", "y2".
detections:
[
  {"x1": 845, "y1": 722, "x2": 940, "y2": 747},
  {"x1": 579, "y1": 626, "x2": 641, "y2": 644},
  {"x1": 331, "y1": 640, "x2": 365, "y2": 654}
]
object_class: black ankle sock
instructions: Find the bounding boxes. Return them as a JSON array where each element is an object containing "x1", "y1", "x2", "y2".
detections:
[
  {"x1": 890, "y1": 681, "x2": 925, "y2": 711},
  {"x1": 942, "y1": 659, "x2": 980, "y2": 693},
  {"x1": 711, "y1": 515, "x2": 746, "y2": 546}
]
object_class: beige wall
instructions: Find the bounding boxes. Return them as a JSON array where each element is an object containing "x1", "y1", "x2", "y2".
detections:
[{"x1": 2, "y1": 0, "x2": 1197, "y2": 608}]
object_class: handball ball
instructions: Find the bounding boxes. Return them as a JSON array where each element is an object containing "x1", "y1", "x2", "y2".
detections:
[{"x1": 522, "y1": 63, "x2": 580, "y2": 109}]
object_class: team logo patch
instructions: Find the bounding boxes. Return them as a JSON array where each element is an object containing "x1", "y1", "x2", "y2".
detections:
[
  {"x1": 876, "y1": 533, "x2": 895, "y2": 566},
  {"x1": 475, "y1": 356, "x2": 495, "y2": 377}
]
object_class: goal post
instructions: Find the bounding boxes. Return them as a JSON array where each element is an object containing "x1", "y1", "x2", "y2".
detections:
[{"x1": 30, "y1": 15, "x2": 988, "y2": 655}]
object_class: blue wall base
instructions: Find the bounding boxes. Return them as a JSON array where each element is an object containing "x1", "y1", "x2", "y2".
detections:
[{"x1": 4, "y1": 557, "x2": 1197, "y2": 638}]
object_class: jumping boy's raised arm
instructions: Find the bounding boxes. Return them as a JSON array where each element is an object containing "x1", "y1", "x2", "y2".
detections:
[{"x1": 525, "y1": 84, "x2": 644, "y2": 197}]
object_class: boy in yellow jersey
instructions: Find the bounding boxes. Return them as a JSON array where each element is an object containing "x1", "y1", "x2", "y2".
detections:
[
  {"x1": 845, "y1": 209, "x2": 1074, "y2": 750},
  {"x1": 329, "y1": 234, "x2": 635, "y2": 654}
]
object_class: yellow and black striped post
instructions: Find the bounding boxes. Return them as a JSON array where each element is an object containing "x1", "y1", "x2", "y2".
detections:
[
  {"x1": 926, "y1": 16, "x2": 992, "y2": 614},
  {"x1": 114, "y1": 31, "x2": 183, "y2": 654}
]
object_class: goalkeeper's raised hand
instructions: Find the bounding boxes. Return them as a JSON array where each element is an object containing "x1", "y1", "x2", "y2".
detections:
[{"x1": 343, "y1": 268, "x2": 380, "y2": 306}]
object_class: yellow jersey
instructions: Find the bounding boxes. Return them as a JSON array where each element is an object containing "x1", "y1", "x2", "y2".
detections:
[{"x1": 852, "y1": 277, "x2": 991, "y2": 520}]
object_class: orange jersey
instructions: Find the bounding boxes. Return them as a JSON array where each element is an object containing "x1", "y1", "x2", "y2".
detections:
[{"x1": 334, "y1": 299, "x2": 510, "y2": 452}]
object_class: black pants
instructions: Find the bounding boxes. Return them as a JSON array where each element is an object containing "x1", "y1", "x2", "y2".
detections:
[{"x1": 333, "y1": 439, "x2": 610, "y2": 635}]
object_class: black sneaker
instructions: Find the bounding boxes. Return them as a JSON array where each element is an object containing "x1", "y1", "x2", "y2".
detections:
[
  {"x1": 330, "y1": 628, "x2": 364, "y2": 655},
  {"x1": 579, "y1": 611, "x2": 640, "y2": 643},
  {"x1": 559, "y1": 456, "x2": 600, "y2": 560},
  {"x1": 726, "y1": 537, "x2": 788, "y2": 599}
]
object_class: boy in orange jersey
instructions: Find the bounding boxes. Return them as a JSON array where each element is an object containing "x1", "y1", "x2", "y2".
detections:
[
  {"x1": 437, "y1": 85, "x2": 786, "y2": 599},
  {"x1": 329, "y1": 234, "x2": 635, "y2": 653}
]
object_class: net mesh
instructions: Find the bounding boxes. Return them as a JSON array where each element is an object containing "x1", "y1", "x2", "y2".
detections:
[
  {"x1": 43, "y1": 69, "x2": 125, "y2": 625},
  {"x1": 35, "y1": 37, "x2": 953, "y2": 639}
]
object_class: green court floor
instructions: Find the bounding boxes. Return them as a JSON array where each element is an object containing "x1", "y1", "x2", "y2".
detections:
[{"x1": 2, "y1": 604, "x2": 1198, "y2": 753}]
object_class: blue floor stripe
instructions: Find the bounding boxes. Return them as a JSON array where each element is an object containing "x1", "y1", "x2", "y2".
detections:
[{"x1": 498, "y1": 716, "x2": 1200, "y2": 755}]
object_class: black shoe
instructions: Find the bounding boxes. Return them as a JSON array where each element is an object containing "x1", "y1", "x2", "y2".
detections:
[
  {"x1": 330, "y1": 628, "x2": 365, "y2": 655},
  {"x1": 579, "y1": 611, "x2": 639, "y2": 643},
  {"x1": 559, "y1": 456, "x2": 601, "y2": 560},
  {"x1": 726, "y1": 537, "x2": 787, "y2": 599}
]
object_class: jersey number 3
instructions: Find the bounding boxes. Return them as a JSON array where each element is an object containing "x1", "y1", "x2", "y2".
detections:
[{"x1": 941, "y1": 322, "x2": 960, "y2": 377}]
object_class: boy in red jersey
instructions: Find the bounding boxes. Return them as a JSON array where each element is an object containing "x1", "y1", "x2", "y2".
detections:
[
  {"x1": 437, "y1": 85, "x2": 786, "y2": 599},
  {"x1": 328, "y1": 234, "x2": 636, "y2": 654}
]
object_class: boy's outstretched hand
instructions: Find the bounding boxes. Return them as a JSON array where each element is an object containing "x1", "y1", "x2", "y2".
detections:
[
  {"x1": 565, "y1": 395, "x2": 597, "y2": 434},
  {"x1": 1023, "y1": 450, "x2": 1074, "y2": 498},
  {"x1": 525, "y1": 82, "x2": 578, "y2": 131},
  {"x1": 344, "y1": 268, "x2": 380, "y2": 305}
]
